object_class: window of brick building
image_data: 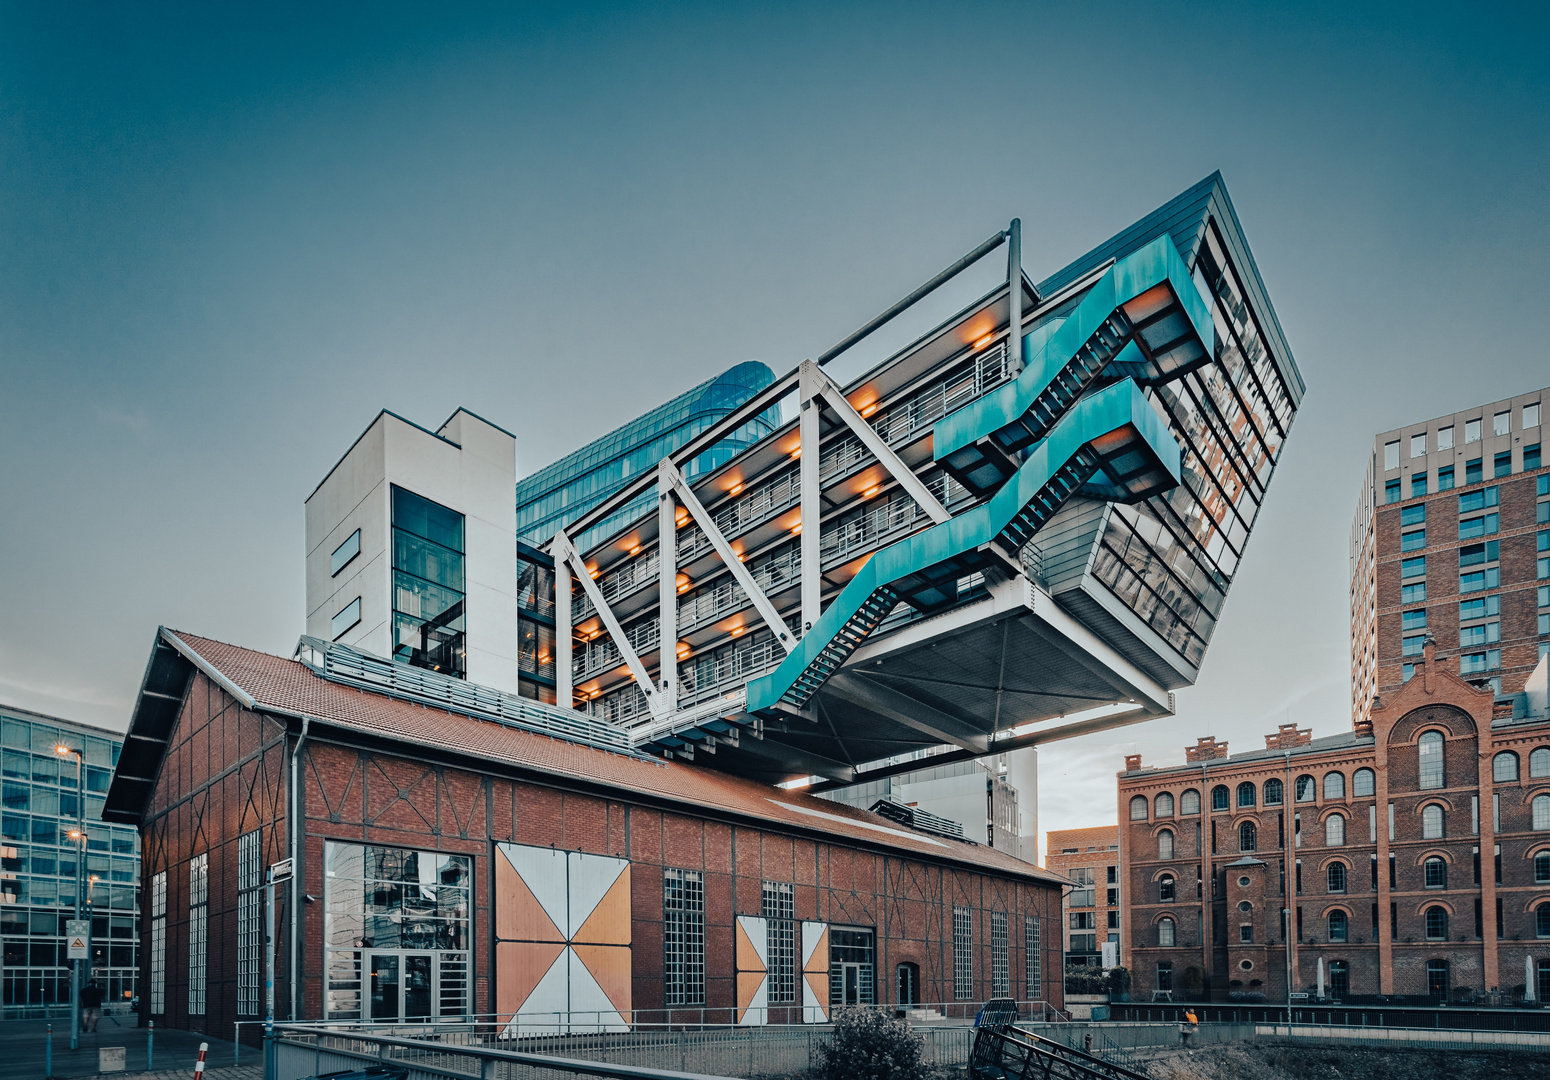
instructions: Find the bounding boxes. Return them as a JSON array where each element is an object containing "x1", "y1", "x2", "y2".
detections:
[
  {"x1": 1425, "y1": 857, "x2": 1447, "y2": 889},
  {"x1": 1325, "y1": 814, "x2": 1345, "y2": 846},
  {"x1": 1327, "y1": 863, "x2": 1346, "y2": 893},
  {"x1": 1324, "y1": 773, "x2": 1345, "y2": 800},
  {"x1": 1211, "y1": 786, "x2": 1229, "y2": 811},
  {"x1": 1539, "y1": 905, "x2": 1550, "y2": 940},
  {"x1": 1536, "y1": 852, "x2": 1550, "y2": 884},
  {"x1": 1239, "y1": 822, "x2": 1256, "y2": 853},
  {"x1": 1425, "y1": 908, "x2": 1449, "y2": 941},
  {"x1": 1296, "y1": 775, "x2": 1316, "y2": 802},
  {"x1": 1130, "y1": 795, "x2": 1149, "y2": 820},
  {"x1": 762, "y1": 881, "x2": 796, "y2": 1004},
  {"x1": 1329, "y1": 910, "x2": 1347, "y2": 942},
  {"x1": 1264, "y1": 778, "x2": 1283, "y2": 806},
  {"x1": 1534, "y1": 795, "x2": 1550, "y2": 831},
  {"x1": 1418, "y1": 733, "x2": 1445, "y2": 789},
  {"x1": 1158, "y1": 829, "x2": 1174, "y2": 860},
  {"x1": 1158, "y1": 918, "x2": 1175, "y2": 947},
  {"x1": 1493, "y1": 752, "x2": 1519, "y2": 783},
  {"x1": 1423, "y1": 804, "x2": 1445, "y2": 840},
  {"x1": 952, "y1": 906, "x2": 973, "y2": 1000},
  {"x1": 1532, "y1": 749, "x2": 1550, "y2": 779},
  {"x1": 1237, "y1": 782, "x2": 1256, "y2": 808},
  {"x1": 1155, "y1": 792, "x2": 1174, "y2": 817},
  {"x1": 1159, "y1": 874, "x2": 1175, "y2": 902},
  {"x1": 1180, "y1": 789, "x2": 1200, "y2": 815},
  {"x1": 663, "y1": 868, "x2": 705, "y2": 1006},
  {"x1": 1353, "y1": 769, "x2": 1375, "y2": 798}
]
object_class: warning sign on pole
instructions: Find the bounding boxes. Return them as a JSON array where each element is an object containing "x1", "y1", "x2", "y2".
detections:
[{"x1": 66, "y1": 918, "x2": 89, "y2": 959}]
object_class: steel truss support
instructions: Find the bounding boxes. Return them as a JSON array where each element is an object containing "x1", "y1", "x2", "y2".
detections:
[
  {"x1": 1006, "y1": 217, "x2": 1023, "y2": 376},
  {"x1": 801, "y1": 359, "x2": 951, "y2": 526},
  {"x1": 663, "y1": 462, "x2": 798, "y2": 654},
  {"x1": 799, "y1": 364, "x2": 823, "y2": 633},
  {"x1": 553, "y1": 530, "x2": 667, "y2": 720}
]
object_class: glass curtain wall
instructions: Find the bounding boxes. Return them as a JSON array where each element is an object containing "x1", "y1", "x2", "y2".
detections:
[
  {"x1": 323, "y1": 843, "x2": 472, "y2": 1022},
  {"x1": 392, "y1": 486, "x2": 467, "y2": 679},
  {"x1": 0, "y1": 710, "x2": 139, "y2": 1017},
  {"x1": 1091, "y1": 220, "x2": 1297, "y2": 668}
]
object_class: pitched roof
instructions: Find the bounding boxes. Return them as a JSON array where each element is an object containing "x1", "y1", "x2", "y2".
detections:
[{"x1": 107, "y1": 628, "x2": 1061, "y2": 886}]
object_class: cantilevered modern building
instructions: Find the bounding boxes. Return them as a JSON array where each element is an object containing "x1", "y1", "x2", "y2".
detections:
[{"x1": 548, "y1": 172, "x2": 1303, "y2": 786}]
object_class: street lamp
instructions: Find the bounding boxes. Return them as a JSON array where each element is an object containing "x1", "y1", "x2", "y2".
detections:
[{"x1": 56, "y1": 744, "x2": 85, "y2": 1049}]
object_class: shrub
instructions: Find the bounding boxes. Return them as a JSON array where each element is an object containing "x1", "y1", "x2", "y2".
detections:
[
  {"x1": 1106, "y1": 967, "x2": 1132, "y2": 997},
  {"x1": 812, "y1": 1007, "x2": 927, "y2": 1080}
]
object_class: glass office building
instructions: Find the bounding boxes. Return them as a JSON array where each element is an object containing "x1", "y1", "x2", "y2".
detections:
[
  {"x1": 392, "y1": 485, "x2": 468, "y2": 678},
  {"x1": 516, "y1": 361, "x2": 781, "y2": 551},
  {"x1": 1, "y1": 703, "x2": 140, "y2": 1017}
]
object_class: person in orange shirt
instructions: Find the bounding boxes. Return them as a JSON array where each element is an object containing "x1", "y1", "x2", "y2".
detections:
[{"x1": 1180, "y1": 1008, "x2": 1199, "y2": 1047}]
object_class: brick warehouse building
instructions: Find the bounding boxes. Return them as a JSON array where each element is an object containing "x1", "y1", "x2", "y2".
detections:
[
  {"x1": 1117, "y1": 647, "x2": 1550, "y2": 1004},
  {"x1": 102, "y1": 628, "x2": 1065, "y2": 1039}
]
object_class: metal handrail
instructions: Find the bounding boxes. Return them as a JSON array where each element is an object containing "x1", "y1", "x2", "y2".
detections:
[{"x1": 269, "y1": 1024, "x2": 733, "y2": 1080}]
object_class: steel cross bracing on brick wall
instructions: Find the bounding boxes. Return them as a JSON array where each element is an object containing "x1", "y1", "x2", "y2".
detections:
[{"x1": 536, "y1": 178, "x2": 1302, "y2": 784}]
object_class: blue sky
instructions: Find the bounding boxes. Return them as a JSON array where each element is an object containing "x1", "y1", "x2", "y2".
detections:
[{"x1": 2, "y1": 2, "x2": 1547, "y2": 849}]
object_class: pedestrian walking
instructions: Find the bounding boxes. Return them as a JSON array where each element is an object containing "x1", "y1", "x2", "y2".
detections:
[
  {"x1": 1179, "y1": 1008, "x2": 1198, "y2": 1048},
  {"x1": 80, "y1": 980, "x2": 104, "y2": 1033}
]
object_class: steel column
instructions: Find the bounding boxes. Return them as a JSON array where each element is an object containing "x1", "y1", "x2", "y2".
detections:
[
  {"x1": 556, "y1": 533, "x2": 665, "y2": 718},
  {"x1": 1007, "y1": 217, "x2": 1023, "y2": 376},
  {"x1": 657, "y1": 463, "x2": 680, "y2": 713},
  {"x1": 799, "y1": 364, "x2": 823, "y2": 633},
  {"x1": 553, "y1": 532, "x2": 573, "y2": 708}
]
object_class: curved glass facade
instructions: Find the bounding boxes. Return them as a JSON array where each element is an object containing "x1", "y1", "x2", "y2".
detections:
[{"x1": 516, "y1": 361, "x2": 780, "y2": 549}]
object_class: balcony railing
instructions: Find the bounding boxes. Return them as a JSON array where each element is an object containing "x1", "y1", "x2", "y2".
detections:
[
  {"x1": 574, "y1": 615, "x2": 661, "y2": 680},
  {"x1": 677, "y1": 547, "x2": 802, "y2": 633}
]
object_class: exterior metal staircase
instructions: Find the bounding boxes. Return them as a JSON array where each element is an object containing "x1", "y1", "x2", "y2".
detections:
[
  {"x1": 934, "y1": 233, "x2": 1215, "y2": 499},
  {"x1": 970, "y1": 1026, "x2": 1152, "y2": 1080},
  {"x1": 745, "y1": 377, "x2": 1180, "y2": 714}
]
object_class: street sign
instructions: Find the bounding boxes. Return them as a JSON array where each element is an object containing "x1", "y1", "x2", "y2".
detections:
[
  {"x1": 268, "y1": 859, "x2": 293, "y2": 884},
  {"x1": 66, "y1": 918, "x2": 89, "y2": 959}
]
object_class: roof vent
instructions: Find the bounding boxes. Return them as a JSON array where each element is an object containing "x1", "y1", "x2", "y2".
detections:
[{"x1": 869, "y1": 798, "x2": 967, "y2": 841}]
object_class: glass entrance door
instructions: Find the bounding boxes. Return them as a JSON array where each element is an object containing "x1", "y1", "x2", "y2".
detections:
[
  {"x1": 369, "y1": 955, "x2": 400, "y2": 1021},
  {"x1": 897, "y1": 963, "x2": 919, "y2": 1006},
  {"x1": 368, "y1": 951, "x2": 436, "y2": 1021},
  {"x1": 840, "y1": 964, "x2": 861, "y2": 1005}
]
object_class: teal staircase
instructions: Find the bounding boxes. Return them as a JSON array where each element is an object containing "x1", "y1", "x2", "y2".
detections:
[
  {"x1": 934, "y1": 233, "x2": 1214, "y2": 498},
  {"x1": 745, "y1": 378, "x2": 1180, "y2": 714}
]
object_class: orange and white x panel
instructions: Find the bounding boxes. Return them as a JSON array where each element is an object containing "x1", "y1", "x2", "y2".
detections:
[
  {"x1": 801, "y1": 922, "x2": 830, "y2": 1023},
  {"x1": 495, "y1": 842, "x2": 631, "y2": 1034},
  {"x1": 734, "y1": 915, "x2": 768, "y2": 1025}
]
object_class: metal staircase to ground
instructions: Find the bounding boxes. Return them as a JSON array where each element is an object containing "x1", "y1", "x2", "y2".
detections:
[{"x1": 969, "y1": 1026, "x2": 1153, "y2": 1080}]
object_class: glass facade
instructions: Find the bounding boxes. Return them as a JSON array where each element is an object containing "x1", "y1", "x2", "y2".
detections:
[
  {"x1": 391, "y1": 485, "x2": 467, "y2": 679},
  {"x1": 516, "y1": 361, "x2": 780, "y2": 550},
  {"x1": 323, "y1": 842, "x2": 472, "y2": 1022},
  {"x1": 828, "y1": 927, "x2": 876, "y2": 1007},
  {"x1": 0, "y1": 706, "x2": 140, "y2": 1017},
  {"x1": 517, "y1": 544, "x2": 558, "y2": 704},
  {"x1": 1091, "y1": 222, "x2": 1296, "y2": 670}
]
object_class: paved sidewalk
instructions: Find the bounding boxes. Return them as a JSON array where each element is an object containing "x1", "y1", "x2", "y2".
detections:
[{"x1": 0, "y1": 1017, "x2": 249, "y2": 1079}]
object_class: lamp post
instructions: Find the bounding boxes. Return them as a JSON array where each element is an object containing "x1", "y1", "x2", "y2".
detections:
[{"x1": 56, "y1": 745, "x2": 84, "y2": 1050}]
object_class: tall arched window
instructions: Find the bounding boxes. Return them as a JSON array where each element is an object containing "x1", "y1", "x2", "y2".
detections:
[
  {"x1": 1155, "y1": 792, "x2": 1175, "y2": 817},
  {"x1": 1534, "y1": 795, "x2": 1550, "y2": 831},
  {"x1": 1537, "y1": 852, "x2": 1550, "y2": 884},
  {"x1": 1353, "y1": 768, "x2": 1376, "y2": 797},
  {"x1": 1424, "y1": 857, "x2": 1447, "y2": 888},
  {"x1": 1237, "y1": 782, "x2": 1256, "y2": 808},
  {"x1": 1328, "y1": 909, "x2": 1348, "y2": 942},
  {"x1": 1538, "y1": 904, "x2": 1550, "y2": 939},
  {"x1": 1325, "y1": 813, "x2": 1345, "y2": 846},
  {"x1": 1158, "y1": 917, "x2": 1175, "y2": 947},
  {"x1": 1327, "y1": 863, "x2": 1347, "y2": 893},
  {"x1": 1264, "y1": 778, "x2": 1284, "y2": 806},
  {"x1": 1180, "y1": 789, "x2": 1201, "y2": 815},
  {"x1": 1130, "y1": 795, "x2": 1149, "y2": 820},
  {"x1": 1159, "y1": 874, "x2": 1175, "y2": 902},
  {"x1": 1239, "y1": 821, "x2": 1257, "y2": 852},
  {"x1": 1422, "y1": 804, "x2": 1444, "y2": 840},
  {"x1": 1493, "y1": 752, "x2": 1520, "y2": 783},
  {"x1": 1295, "y1": 775, "x2": 1316, "y2": 802},
  {"x1": 1532, "y1": 748, "x2": 1550, "y2": 779},
  {"x1": 1324, "y1": 773, "x2": 1345, "y2": 800},
  {"x1": 1418, "y1": 731, "x2": 1445, "y2": 789},
  {"x1": 1425, "y1": 906, "x2": 1449, "y2": 940},
  {"x1": 1211, "y1": 785, "x2": 1230, "y2": 811},
  {"x1": 1158, "y1": 829, "x2": 1174, "y2": 860}
]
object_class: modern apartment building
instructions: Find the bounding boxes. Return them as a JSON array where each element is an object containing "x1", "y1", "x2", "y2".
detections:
[
  {"x1": 1046, "y1": 827, "x2": 1120, "y2": 967},
  {"x1": 1118, "y1": 651, "x2": 1550, "y2": 1004},
  {"x1": 1, "y1": 703, "x2": 141, "y2": 1017},
  {"x1": 1351, "y1": 387, "x2": 1548, "y2": 733}
]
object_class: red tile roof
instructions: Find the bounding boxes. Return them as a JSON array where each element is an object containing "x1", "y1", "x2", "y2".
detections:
[{"x1": 164, "y1": 630, "x2": 1060, "y2": 885}]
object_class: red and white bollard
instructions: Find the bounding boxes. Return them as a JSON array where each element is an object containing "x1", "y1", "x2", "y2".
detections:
[{"x1": 193, "y1": 1041, "x2": 208, "y2": 1080}]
